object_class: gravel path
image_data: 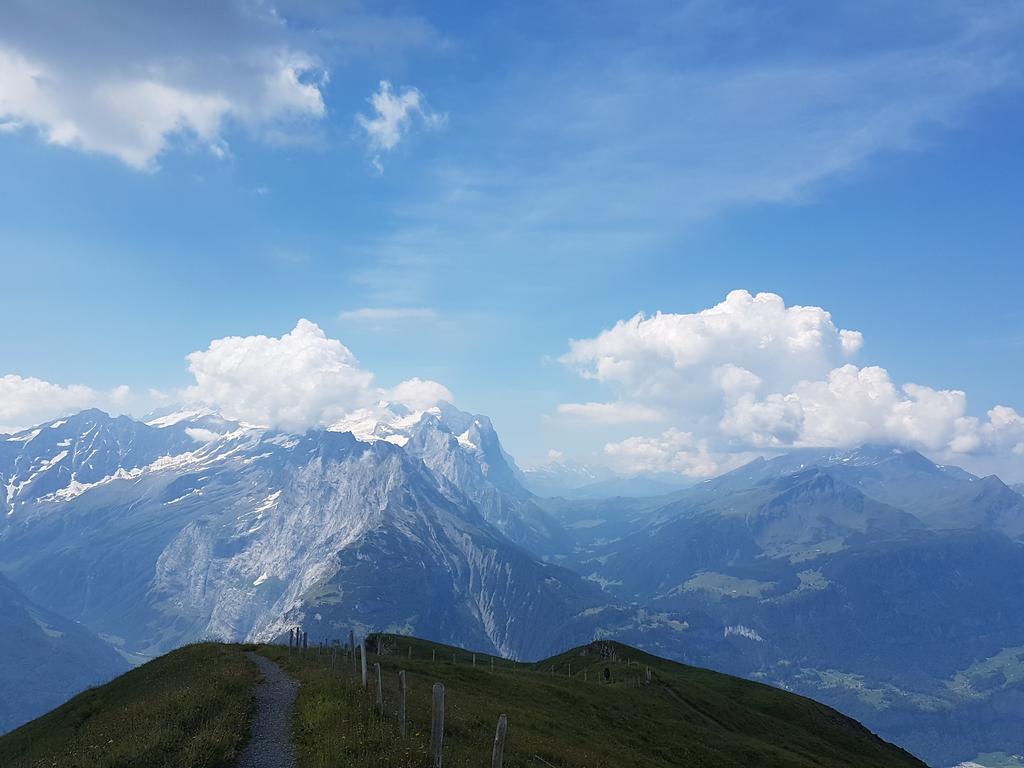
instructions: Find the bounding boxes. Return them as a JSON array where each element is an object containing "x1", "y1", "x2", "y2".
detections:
[{"x1": 238, "y1": 653, "x2": 299, "y2": 768}]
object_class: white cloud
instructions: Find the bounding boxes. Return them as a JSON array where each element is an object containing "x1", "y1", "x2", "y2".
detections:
[
  {"x1": 0, "y1": 4, "x2": 329, "y2": 169},
  {"x1": 386, "y1": 377, "x2": 453, "y2": 411},
  {"x1": 603, "y1": 429, "x2": 740, "y2": 478},
  {"x1": 2, "y1": 320, "x2": 456, "y2": 435},
  {"x1": 184, "y1": 319, "x2": 375, "y2": 431},
  {"x1": 357, "y1": 80, "x2": 446, "y2": 170},
  {"x1": 185, "y1": 427, "x2": 220, "y2": 443},
  {"x1": 561, "y1": 290, "x2": 860, "y2": 404},
  {"x1": 562, "y1": 290, "x2": 1024, "y2": 476},
  {"x1": 556, "y1": 401, "x2": 665, "y2": 425},
  {"x1": 183, "y1": 319, "x2": 454, "y2": 431},
  {"x1": 0, "y1": 374, "x2": 143, "y2": 433}
]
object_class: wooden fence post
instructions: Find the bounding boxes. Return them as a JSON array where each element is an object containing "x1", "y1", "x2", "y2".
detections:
[
  {"x1": 432, "y1": 649, "x2": 436, "y2": 662},
  {"x1": 361, "y1": 639, "x2": 368, "y2": 690},
  {"x1": 431, "y1": 682, "x2": 445, "y2": 768},
  {"x1": 303, "y1": 631, "x2": 308, "y2": 654},
  {"x1": 491, "y1": 713, "x2": 508, "y2": 768},
  {"x1": 350, "y1": 630, "x2": 356, "y2": 673},
  {"x1": 398, "y1": 670, "x2": 407, "y2": 737},
  {"x1": 473, "y1": 653, "x2": 476, "y2": 668},
  {"x1": 374, "y1": 662, "x2": 383, "y2": 714}
]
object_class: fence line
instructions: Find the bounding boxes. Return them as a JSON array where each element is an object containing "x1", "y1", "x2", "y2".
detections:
[{"x1": 277, "y1": 631, "x2": 656, "y2": 766}]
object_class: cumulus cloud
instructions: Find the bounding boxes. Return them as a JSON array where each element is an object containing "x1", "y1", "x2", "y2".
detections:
[
  {"x1": 357, "y1": 80, "x2": 446, "y2": 170},
  {"x1": 386, "y1": 377, "x2": 454, "y2": 411},
  {"x1": 183, "y1": 319, "x2": 453, "y2": 431},
  {"x1": 2, "y1": 320, "x2": 455, "y2": 435},
  {"x1": 562, "y1": 290, "x2": 1024, "y2": 476},
  {"x1": 0, "y1": 375, "x2": 141, "y2": 433},
  {"x1": 561, "y1": 290, "x2": 861, "y2": 405},
  {"x1": 603, "y1": 429, "x2": 736, "y2": 478},
  {"x1": 184, "y1": 319, "x2": 374, "y2": 431},
  {"x1": 0, "y1": 3, "x2": 328, "y2": 169}
]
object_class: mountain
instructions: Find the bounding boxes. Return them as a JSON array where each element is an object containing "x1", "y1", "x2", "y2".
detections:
[
  {"x1": 551, "y1": 445, "x2": 1024, "y2": 766},
  {"x1": 0, "y1": 637, "x2": 926, "y2": 768},
  {"x1": 4, "y1": 409, "x2": 1023, "y2": 765},
  {"x1": 0, "y1": 571, "x2": 128, "y2": 734},
  {"x1": 0, "y1": 406, "x2": 661, "y2": 665}
]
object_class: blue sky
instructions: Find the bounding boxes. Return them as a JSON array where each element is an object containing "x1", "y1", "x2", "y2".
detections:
[{"x1": 1, "y1": 0, "x2": 1023, "y2": 479}]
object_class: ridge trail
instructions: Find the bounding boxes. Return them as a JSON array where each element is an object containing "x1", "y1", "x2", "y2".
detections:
[{"x1": 238, "y1": 652, "x2": 299, "y2": 768}]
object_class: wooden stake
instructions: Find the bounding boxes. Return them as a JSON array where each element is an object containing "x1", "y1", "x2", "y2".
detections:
[
  {"x1": 431, "y1": 682, "x2": 445, "y2": 768},
  {"x1": 350, "y1": 630, "x2": 356, "y2": 673},
  {"x1": 374, "y1": 662, "x2": 383, "y2": 714},
  {"x1": 398, "y1": 670, "x2": 407, "y2": 737},
  {"x1": 361, "y1": 639, "x2": 368, "y2": 690},
  {"x1": 492, "y1": 714, "x2": 508, "y2": 768}
]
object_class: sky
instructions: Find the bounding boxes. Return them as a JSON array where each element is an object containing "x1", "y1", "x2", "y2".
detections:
[{"x1": 1, "y1": 0, "x2": 1023, "y2": 480}]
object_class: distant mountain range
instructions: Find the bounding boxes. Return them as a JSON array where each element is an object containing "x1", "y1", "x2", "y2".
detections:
[
  {"x1": 521, "y1": 458, "x2": 692, "y2": 498},
  {"x1": 542, "y1": 445, "x2": 1024, "y2": 766},
  {"x1": 2, "y1": 410, "x2": 1023, "y2": 765}
]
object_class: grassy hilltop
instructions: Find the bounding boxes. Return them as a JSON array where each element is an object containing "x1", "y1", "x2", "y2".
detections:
[{"x1": 0, "y1": 635, "x2": 926, "y2": 768}]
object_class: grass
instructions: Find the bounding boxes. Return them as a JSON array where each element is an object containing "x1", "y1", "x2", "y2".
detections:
[
  {"x1": 262, "y1": 634, "x2": 926, "y2": 768},
  {"x1": 0, "y1": 635, "x2": 927, "y2": 767},
  {"x1": 0, "y1": 642, "x2": 260, "y2": 768}
]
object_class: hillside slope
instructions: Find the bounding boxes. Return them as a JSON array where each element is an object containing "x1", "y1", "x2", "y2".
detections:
[
  {"x1": 0, "y1": 637, "x2": 924, "y2": 768},
  {"x1": 0, "y1": 573, "x2": 128, "y2": 734},
  {"x1": 0, "y1": 643, "x2": 258, "y2": 768},
  {"x1": 269, "y1": 634, "x2": 926, "y2": 768}
]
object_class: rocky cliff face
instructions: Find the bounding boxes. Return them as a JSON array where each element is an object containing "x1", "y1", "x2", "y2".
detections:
[{"x1": 0, "y1": 407, "x2": 632, "y2": 663}]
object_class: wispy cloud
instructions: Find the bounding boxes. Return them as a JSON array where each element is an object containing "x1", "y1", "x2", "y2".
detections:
[
  {"x1": 339, "y1": 307, "x2": 438, "y2": 322},
  {"x1": 356, "y1": 80, "x2": 447, "y2": 171},
  {"x1": 355, "y1": 1, "x2": 1023, "y2": 268}
]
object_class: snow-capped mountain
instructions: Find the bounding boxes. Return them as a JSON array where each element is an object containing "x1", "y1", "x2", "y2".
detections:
[
  {"x1": 329, "y1": 401, "x2": 569, "y2": 552},
  {"x1": 6, "y1": 411, "x2": 1023, "y2": 765},
  {"x1": 0, "y1": 405, "x2": 661, "y2": 664}
]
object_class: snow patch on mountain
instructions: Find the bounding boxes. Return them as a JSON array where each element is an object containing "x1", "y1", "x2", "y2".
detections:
[{"x1": 725, "y1": 624, "x2": 765, "y2": 642}]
